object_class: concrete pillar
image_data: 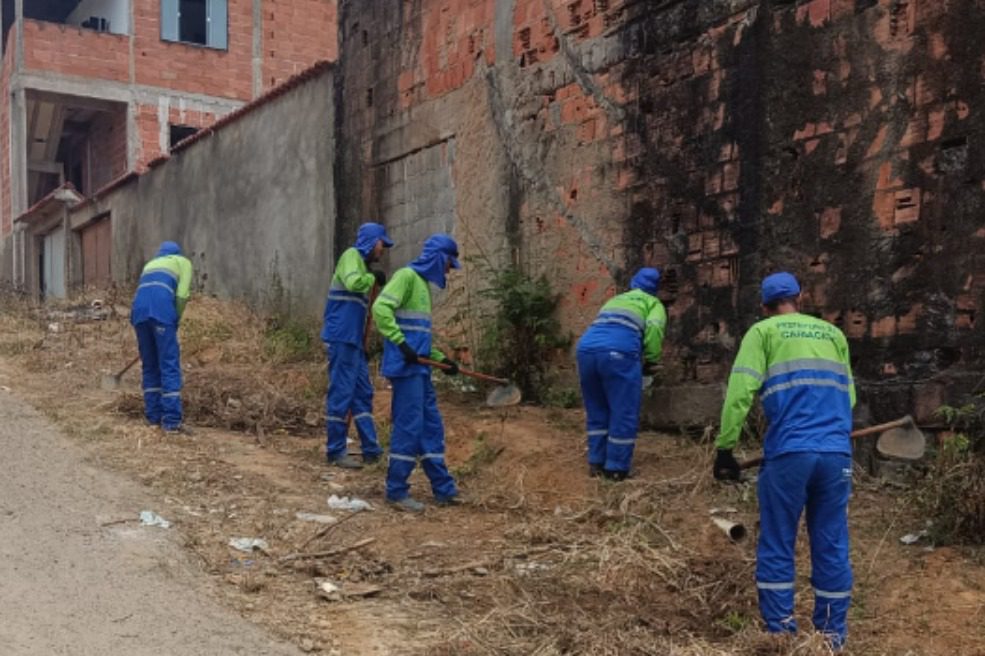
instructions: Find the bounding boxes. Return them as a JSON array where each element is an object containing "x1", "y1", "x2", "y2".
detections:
[
  {"x1": 252, "y1": 0, "x2": 263, "y2": 98},
  {"x1": 11, "y1": 86, "x2": 27, "y2": 217},
  {"x1": 13, "y1": 0, "x2": 22, "y2": 69}
]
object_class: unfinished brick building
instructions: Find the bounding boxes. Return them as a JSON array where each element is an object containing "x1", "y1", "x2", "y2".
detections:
[
  {"x1": 335, "y1": 0, "x2": 985, "y2": 423},
  {"x1": 1, "y1": 0, "x2": 336, "y2": 292}
]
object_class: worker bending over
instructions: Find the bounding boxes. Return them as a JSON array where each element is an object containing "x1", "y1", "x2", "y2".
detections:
[
  {"x1": 130, "y1": 241, "x2": 193, "y2": 434},
  {"x1": 576, "y1": 267, "x2": 666, "y2": 481}
]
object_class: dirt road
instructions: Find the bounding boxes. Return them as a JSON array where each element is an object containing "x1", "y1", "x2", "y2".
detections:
[{"x1": 0, "y1": 388, "x2": 302, "y2": 656}]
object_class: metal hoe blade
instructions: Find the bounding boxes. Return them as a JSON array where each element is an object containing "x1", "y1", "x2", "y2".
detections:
[
  {"x1": 876, "y1": 422, "x2": 926, "y2": 460},
  {"x1": 486, "y1": 384, "x2": 522, "y2": 408}
]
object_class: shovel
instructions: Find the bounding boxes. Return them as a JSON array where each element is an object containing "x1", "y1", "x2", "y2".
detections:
[
  {"x1": 419, "y1": 357, "x2": 522, "y2": 407},
  {"x1": 101, "y1": 355, "x2": 140, "y2": 391},
  {"x1": 739, "y1": 415, "x2": 927, "y2": 470}
]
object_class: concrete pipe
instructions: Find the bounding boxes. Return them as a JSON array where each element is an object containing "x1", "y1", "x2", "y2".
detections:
[{"x1": 712, "y1": 516, "x2": 746, "y2": 542}]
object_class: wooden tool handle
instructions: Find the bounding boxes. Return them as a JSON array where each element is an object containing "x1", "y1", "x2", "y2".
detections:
[
  {"x1": 419, "y1": 357, "x2": 510, "y2": 385},
  {"x1": 739, "y1": 415, "x2": 914, "y2": 470},
  {"x1": 363, "y1": 284, "x2": 380, "y2": 352},
  {"x1": 850, "y1": 415, "x2": 912, "y2": 438},
  {"x1": 118, "y1": 355, "x2": 141, "y2": 377}
]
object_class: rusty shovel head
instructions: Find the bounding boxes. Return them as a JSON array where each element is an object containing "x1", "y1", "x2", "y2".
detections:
[
  {"x1": 485, "y1": 384, "x2": 522, "y2": 408},
  {"x1": 876, "y1": 416, "x2": 926, "y2": 460}
]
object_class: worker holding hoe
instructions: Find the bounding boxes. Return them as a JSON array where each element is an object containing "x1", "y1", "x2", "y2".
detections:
[
  {"x1": 130, "y1": 241, "x2": 193, "y2": 434},
  {"x1": 713, "y1": 272, "x2": 855, "y2": 650},
  {"x1": 321, "y1": 222, "x2": 393, "y2": 469},
  {"x1": 575, "y1": 267, "x2": 666, "y2": 481},
  {"x1": 372, "y1": 234, "x2": 462, "y2": 513}
]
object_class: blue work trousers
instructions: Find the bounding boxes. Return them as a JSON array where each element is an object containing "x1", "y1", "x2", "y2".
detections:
[
  {"x1": 757, "y1": 451, "x2": 853, "y2": 649},
  {"x1": 576, "y1": 349, "x2": 642, "y2": 473},
  {"x1": 325, "y1": 342, "x2": 382, "y2": 461},
  {"x1": 385, "y1": 374, "x2": 457, "y2": 501},
  {"x1": 134, "y1": 319, "x2": 182, "y2": 429}
]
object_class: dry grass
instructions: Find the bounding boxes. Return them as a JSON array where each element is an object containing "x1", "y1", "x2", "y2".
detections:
[{"x1": 2, "y1": 290, "x2": 984, "y2": 656}]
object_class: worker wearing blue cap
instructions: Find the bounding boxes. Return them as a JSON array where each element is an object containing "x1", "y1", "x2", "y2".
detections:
[
  {"x1": 321, "y1": 222, "x2": 394, "y2": 468},
  {"x1": 575, "y1": 267, "x2": 667, "y2": 480},
  {"x1": 713, "y1": 272, "x2": 856, "y2": 650}
]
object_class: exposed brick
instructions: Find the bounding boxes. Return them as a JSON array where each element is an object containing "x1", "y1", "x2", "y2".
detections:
[
  {"x1": 819, "y1": 207, "x2": 842, "y2": 238},
  {"x1": 893, "y1": 188, "x2": 921, "y2": 225}
]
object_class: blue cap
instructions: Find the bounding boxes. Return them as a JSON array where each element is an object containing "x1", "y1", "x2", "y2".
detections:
[
  {"x1": 423, "y1": 233, "x2": 460, "y2": 269},
  {"x1": 157, "y1": 241, "x2": 181, "y2": 256},
  {"x1": 630, "y1": 267, "x2": 661, "y2": 295},
  {"x1": 761, "y1": 272, "x2": 801, "y2": 304},
  {"x1": 354, "y1": 222, "x2": 394, "y2": 256}
]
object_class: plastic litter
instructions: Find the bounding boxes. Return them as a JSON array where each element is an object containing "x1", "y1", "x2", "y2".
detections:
[
  {"x1": 138, "y1": 511, "x2": 171, "y2": 528},
  {"x1": 228, "y1": 537, "x2": 269, "y2": 552},
  {"x1": 295, "y1": 512, "x2": 338, "y2": 524},
  {"x1": 900, "y1": 529, "x2": 929, "y2": 545},
  {"x1": 327, "y1": 495, "x2": 372, "y2": 512},
  {"x1": 315, "y1": 578, "x2": 342, "y2": 601}
]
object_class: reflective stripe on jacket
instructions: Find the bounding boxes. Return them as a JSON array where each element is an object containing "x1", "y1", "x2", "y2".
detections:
[
  {"x1": 130, "y1": 254, "x2": 193, "y2": 326},
  {"x1": 321, "y1": 247, "x2": 375, "y2": 345},
  {"x1": 576, "y1": 288, "x2": 666, "y2": 363},
  {"x1": 372, "y1": 267, "x2": 447, "y2": 378},
  {"x1": 716, "y1": 313, "x2": 856, "y2": 458}
]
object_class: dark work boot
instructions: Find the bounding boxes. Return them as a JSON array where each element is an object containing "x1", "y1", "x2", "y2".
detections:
[
  {"x1": 602, "y1": 469, "x2": 629, "y2": 482},
  {"x1": 329, "y1": 454, "x2": 364, "y2": 469},
  {"x1": 588, "y1": 464, "x2": 604, "y2": 478},
  {"x1": 387, "y1": 497, "x2": 425, "y2": 513}
]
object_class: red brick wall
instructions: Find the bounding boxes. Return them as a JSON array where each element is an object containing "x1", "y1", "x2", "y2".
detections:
[
  {"x1": 88, "y1": 107, "x2": 129, "y2": 191},
  {"x1": 338, "y1": 0, "x2": 985, "y2": 415},
  {"x1": 22, "y1": 19, "x2": 130, "y2": 82},
  {"x1": 133, "y1": 102, "x2": 222, "y2": 170},
  {"x1": 262, "y1": 0, "x2": 337, "y2": 90},
  {"x1": 132, "y1": 0, "x2": 254, "y2": 100}
]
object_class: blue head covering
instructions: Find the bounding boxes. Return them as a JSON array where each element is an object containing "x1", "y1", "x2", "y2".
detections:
[
  {"x1": 354, "y1": 222, "x2": 395, "y2": 257},
  {"x1": 630, "y1": 267, "x2": 661, "y2": 295},
  {"x1": 157, "y1": 241, "x2": 182, "y2": 257},
  {"x1": 408, "y1": 234, "x2": 461, "y2": 289},
  {"x1": 762, "y1": 272, "x2": 801, "y2": 304}
]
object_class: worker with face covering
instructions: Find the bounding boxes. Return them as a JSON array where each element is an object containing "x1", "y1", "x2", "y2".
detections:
[
  {"x1": 371, "y1": 234, "x2": 462, "y2": 513},
  {"x1": 575, "y1": 268, "x2": 666, "y2": 480},
  {"x1": 130, "y1": 241, "x2": 193, "y2": 434},
  {"x1": 713, "y1": 272, "x2": 855, "y2": 650},
  {"x1": 321, "y1": 222, "x2": 393, "y2": 469}
]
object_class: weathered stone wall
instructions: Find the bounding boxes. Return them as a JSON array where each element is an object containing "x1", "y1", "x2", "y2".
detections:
[{"x1": 336, "y1": 0, "x2": 985, "y2": 422}]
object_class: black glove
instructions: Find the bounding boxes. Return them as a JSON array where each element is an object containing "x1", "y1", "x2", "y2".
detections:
[
  {"x1": 713, "y1": 449, "x2": 742, "y2": 482},
  {"x1": 398, "y1": 341, "x2": 419, "y2": 364},
  {"x1": 642, "y1": 361, "x2": 659, "y2": 376},
  {"x1": 441, "y1": 359, "x2": 459, "y2": 376},
  {"x1": 372, "y1": 270, "x2": 387, "y2": 288}
]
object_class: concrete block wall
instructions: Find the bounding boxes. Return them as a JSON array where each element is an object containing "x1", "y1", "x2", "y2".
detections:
[
  {"x1": 72, "y1": 64, "x2": 337, "y2": 317},
  {"x1": 337, "y1": 0, "x2": 985, "y2": 420}
]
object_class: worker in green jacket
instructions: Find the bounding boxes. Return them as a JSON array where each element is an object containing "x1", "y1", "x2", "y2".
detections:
[
  {"x1": 320, "y1": 222, "x2": 393, "y2": 468},
  {"x1": 371, "y1": 234, "x2": 462, "y2": 513},
  {"x1": 714, "y1": 272, "x2": 855, "y2": 649},
  {"x1": 575, "y1": 268, "x2": 666, "y2": 480},
  {"x1": 130, "y1": 241, "x2": 193, "y2": 433}
]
